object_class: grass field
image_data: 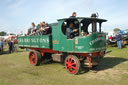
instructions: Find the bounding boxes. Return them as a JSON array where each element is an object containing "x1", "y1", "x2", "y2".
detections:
[{"x1": 0, "y1": 47, "x2": 128, "y2": 85}]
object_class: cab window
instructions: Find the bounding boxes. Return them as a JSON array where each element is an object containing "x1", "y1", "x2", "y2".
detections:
[
  {"x1": 61, "y1": 19, "x2": 79, "y2": 39},
  {"x1": 81, "y1": 19, "x2": 102, "y2": 36}
]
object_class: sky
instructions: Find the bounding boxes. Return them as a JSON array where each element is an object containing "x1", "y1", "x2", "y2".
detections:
[{"x1": 0, "y1": 0, "x2": 128, "y2": 34}]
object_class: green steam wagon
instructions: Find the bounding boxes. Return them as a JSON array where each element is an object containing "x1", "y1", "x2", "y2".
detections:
[{"x1": 18, "y1": 14, "x2": 107, "y2": 74}]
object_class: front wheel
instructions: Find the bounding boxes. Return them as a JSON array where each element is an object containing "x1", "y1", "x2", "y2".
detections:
[{"x1": 65, "y1": 55, "x2": 80, "y2": 74}]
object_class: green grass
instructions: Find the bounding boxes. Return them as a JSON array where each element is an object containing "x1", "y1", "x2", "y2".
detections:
[
  {"x1": 0, "y1": 47, "x2": 128, "y2": 85},
  {"x1": 107, "y1": 46, "x2": 128, "y2": 59}
]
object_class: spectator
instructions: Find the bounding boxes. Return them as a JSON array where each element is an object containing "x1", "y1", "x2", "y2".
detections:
[
  {"x1": 27, "y1": 28, "x2": 32, "y2": 36},
  {"x1": 8, "y1": 40, "x2": 13, "y2": 53},
  {"x1": 39, "y1": 22, "x2": 44, "y2": 35},
  {"x1": 0, "y1": 40, "x2": 3, "y2": 53},
  {"x1": 40, "y1": 22, "x2": 48, "y2": 35},
  {"x1": 35, "y1": 22, "x2": 42, "y2": 35},
  {"x1": 44, "y1": 23, "x2": 51, "y2": 35},
  {"x1": 0, "y1": 41, "x2": 1, "y2": 54},
  {"x1": 116, "y1": 33, "x2": 122, "y2": 49},
  {"x1": 0, "y1": 40, "x2": 4, "y2": 53},
  {"x1": 109, "y1": 35, "x2": 112, "y2": 41},
  {"x1": 11, "y1": 40, "x2": 15, "y2": 52},
  {"x1": 35, "y1": 24, "x2": 40, "y2": 35},
  {"x1": 31, "y1": 22, "x2": 37, "y2": 35}
]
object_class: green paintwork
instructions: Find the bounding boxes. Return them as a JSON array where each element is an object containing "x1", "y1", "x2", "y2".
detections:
[
  {"x1": 74, "y1": 33, "x2": 106, "y2": 53},
  {"x1": 18, "y1": 35, "x2": 50, "y2": 48},
  {"x1": 18, "y1": 17, "x2": 107, "y2": 53},
  {"x1": 67, "y1": 39, "x2": 74, "y2": 52}
]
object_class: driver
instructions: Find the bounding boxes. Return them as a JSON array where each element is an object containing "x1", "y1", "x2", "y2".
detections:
[{"x1": 66, "y1": 23, "x2": 78, "y2": 39}]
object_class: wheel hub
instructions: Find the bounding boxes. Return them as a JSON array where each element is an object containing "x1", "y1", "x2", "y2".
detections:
[{"x1": 29, "y1": 52, "x2": 36, "y2": 65}]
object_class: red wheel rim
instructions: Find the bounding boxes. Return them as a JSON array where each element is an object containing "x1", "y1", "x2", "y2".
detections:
[
  {"x1": 65, "y1": 56, "x2": 77, "y2": 74},
  {"x1": 29, "y1": 52, "x2": 36, "y2": 65}
]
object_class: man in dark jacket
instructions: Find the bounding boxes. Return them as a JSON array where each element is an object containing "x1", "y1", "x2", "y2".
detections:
[
  {"x1": 0, "y1": 40, "x2": 4, "y2": 53},
  {"x1": 66, "y1": 23, "x2": 78, "y2": 39},
  {"x1": 8, "y1": 40, "x2": 13, "y2": 53},
  {"x1": 116, "y1": 33, "x2": 122, "y2": 49}
]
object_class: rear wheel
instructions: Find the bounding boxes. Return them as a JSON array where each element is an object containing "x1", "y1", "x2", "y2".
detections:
[
  {"x1": 29, "y1": 50, "x2": 41, "y2": 66},
  {"x1": 65, "y1": 55, "x2": 80, "y2": 74}
]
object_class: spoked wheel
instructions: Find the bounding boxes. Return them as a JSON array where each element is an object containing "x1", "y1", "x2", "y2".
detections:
[
  {"x1": 29, "y1": 50, "x2": 41, "y2": 66},
  {"x1": 65, "y1": 55, "x2": 80, "y2": 74}
]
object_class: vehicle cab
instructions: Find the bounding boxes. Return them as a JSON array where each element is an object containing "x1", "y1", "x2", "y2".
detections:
[{"x1": 52, "y1": 14, "x2": 107, "y2": 53}]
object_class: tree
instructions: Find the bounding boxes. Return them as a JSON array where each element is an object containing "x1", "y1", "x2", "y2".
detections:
[
  {"x1": 114, "y1": 28, "x2": 120, "y2": 32},
  {"x1": 10, "y1": 33, "x2": 16, "y2": 35},
  {"x1": 0, "y1": 31, "x2": 7, "y2": 36}
]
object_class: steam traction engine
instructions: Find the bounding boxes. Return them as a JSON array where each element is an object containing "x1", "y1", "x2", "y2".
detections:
[{"x1": 18, "y1": 14, "x2": 107, "y2": 74}]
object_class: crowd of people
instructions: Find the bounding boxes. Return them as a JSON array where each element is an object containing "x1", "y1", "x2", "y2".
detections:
[
  {"x1": 0, "y1": 12, "x2": 78, "y2": 54},
  {"x1": 108, "y1": 33, "x2": 124, "y2": 49},
  {"x1": 26, "y1": 12, "x2": 77, "y2": 37},
  {"x1": 0, "y1": 39, "x2": 17, "y2": 54},
  {"x1": 27, "y1": 21, "x2": 51, "y2": 36}
]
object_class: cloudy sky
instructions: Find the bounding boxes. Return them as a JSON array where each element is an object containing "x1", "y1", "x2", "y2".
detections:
[{"x1": 0, "y1": 0, "x2": 128, "y2": 34}]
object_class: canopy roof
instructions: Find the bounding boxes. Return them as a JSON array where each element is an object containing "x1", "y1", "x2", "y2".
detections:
[{"x1": 58, "y1": 17, "x2": 107, "y2": 23}]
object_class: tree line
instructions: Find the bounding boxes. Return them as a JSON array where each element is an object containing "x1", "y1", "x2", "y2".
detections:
[{"x1": 0, "y1": 31, "x2": 16, "y2": 36}]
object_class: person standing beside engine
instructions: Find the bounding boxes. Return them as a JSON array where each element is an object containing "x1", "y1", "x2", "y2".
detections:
[{"x1": 116, "y1": 33, "x2": 123, "y2": 49}]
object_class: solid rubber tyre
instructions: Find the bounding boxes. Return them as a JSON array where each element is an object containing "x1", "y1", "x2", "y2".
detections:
[
  {"x1": 29, "y1": 50, "x2": 41, "y2": 66},
  {"x1": 65, "y1": 55, "x2": 80, "y2": 74}
]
